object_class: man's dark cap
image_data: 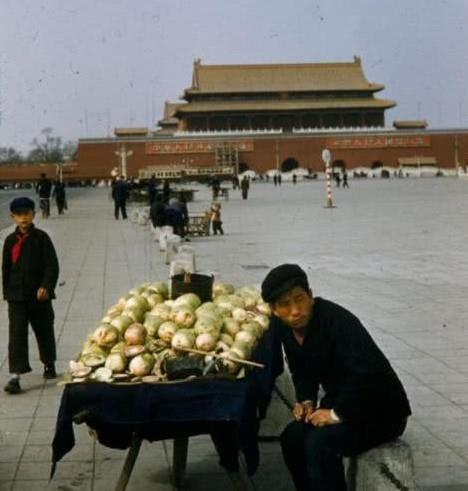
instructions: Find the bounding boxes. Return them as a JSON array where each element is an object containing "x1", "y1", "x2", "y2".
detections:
[
  {"x1": 261, "y1": 264, "x2": 310, "y2": 303},
  {"x1": 10, "y1": 197, "x2": 35, "y2": 213}
]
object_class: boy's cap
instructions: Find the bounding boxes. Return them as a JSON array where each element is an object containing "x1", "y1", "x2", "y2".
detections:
[
  {"x1": 10, "y1": 197, "x2": 35, "y2": 213},
  {"x1": 261, "y1": 264, "x2": 309, "y2": 303}
]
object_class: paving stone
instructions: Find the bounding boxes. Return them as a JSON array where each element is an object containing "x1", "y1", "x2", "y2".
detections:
[
  {"x1": 16, "y1": 460, "x2": 92, "y2": 481},
  {"x1": 415, "y1": 466, "x2": 468, "y2": 487},
  {"x1": 13, "y1": 481, "x2": 91, "y2": 491},
  {"x1": 0, "y1": 446, "x2": 23, "y2": 463},
  {"x1": 1, "y1": 180, "x2": 468, "y2": 488}
]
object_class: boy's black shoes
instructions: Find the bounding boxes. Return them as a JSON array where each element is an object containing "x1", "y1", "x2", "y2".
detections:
[
  {"x1": 4, "y1": 378, "x2": 21, "y2": 394},
  {"x1": 43, "y1": 365, "x2": 57, "y2": 379}
]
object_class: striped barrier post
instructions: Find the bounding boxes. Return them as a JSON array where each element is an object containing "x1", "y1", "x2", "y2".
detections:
[
  {"x1": 326, "y1": 163, "x2": 333, "y2": 207},
  {"x1": 322, "y1": 148, "x2": 335, "y2": 208}
]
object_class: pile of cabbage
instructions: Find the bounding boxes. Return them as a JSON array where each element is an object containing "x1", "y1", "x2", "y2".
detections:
[{"x1": 68, "y1": 281, "x2": 271, "y2": 383}]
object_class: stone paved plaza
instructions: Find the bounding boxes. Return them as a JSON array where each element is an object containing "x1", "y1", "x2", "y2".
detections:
[{"x1": 1, "y1": 177, "x2": 468, "y2": 490}]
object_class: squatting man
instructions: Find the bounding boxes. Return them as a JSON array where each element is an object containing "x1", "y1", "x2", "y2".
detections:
[{"x1": 261, "y1": 264, "x2": 411, "y2": 491}]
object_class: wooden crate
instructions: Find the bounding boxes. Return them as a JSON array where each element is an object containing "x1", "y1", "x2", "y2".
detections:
[{"x1": 187, "y1": 213, "x2": 210, "y2": 236}]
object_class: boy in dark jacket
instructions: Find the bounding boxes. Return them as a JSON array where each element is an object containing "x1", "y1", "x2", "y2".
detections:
[{"x1": 2, "y1": 197, "x2": 60, "y2": 394}]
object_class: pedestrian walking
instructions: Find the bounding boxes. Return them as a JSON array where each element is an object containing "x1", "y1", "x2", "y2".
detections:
[
  {"x1": 273, "y1": 175, "x2": 278, "y2": 186},
  {"x1": 147, "y1": 174, "x2": 158, "y2": 205},
  {"x1": 278, "y1": 173, "x2": 282, "y2": 186},
  {"x1": 210, "y1": 202, "x2": 224, "y2": 235},
  {"x1": 111, "y1": 176, "x2": 129, "y2": 219},
  {"x1": 292, "y1": 174, "x2": 297, "y2": 185},
  {"x1": 334, "y1": 172, "x2": 341, "y2": 188},
  {"x1": 52, "y1": 180, "x2": 67, "y2": 214},
  {"x1": 36, "y1": 173, "x2": 52, "y2": 218},
  {"x1": 162, "y1": 180, "x2": 171, "y2": 204},
  {"x1": 241, "y1": 176, "x2": 250, "y2": 200},
  {"x1": 150, "y1": 194, "x2": 166, "y2": 229},
  {"x1": 210, "y1": 175, "x2": 221, "y2": 200},
  {"x1": 2, "y1": 197, "x2": 60, "y2": 394},
  {"x1": 342, "y1": 170, "x2": 349, "y2": 188},
  {"x1": 168, "y1": 196, "x2": 190, "y2": 239},
  {"x1": 165, "y1": 203, "x2": 185, "y2": 238}
]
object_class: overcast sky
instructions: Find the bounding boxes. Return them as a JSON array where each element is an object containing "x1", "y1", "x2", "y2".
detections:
[{"x1": 1, "y1": 0, "x2": 468, "y2": 152}]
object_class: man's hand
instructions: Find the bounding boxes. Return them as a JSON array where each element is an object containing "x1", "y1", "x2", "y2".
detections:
[
  {"x1": 37, "y1": 287, "x2": 49, "y2": 301},
  {"x1": 306, "y1": 408, "x2": 339, "y2": 427},
  {"x1": 292, "y1": 401, "x2": 314, "y2": 422}
]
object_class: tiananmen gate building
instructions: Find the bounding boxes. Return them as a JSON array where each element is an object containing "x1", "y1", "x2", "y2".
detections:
[{"x1": 2, "y1": 57, "x2": 468, "y2": 182}]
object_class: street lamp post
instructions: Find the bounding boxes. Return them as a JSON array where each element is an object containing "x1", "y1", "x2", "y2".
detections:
[
  {"x1": 115, "y1": 144, "x2": 133, "y2": 179},
  {"x1": 56, "y1": 156, "x2": 70, "y2": 183},
  {"x1": 322, "y1": 148, "x2": 335, "y2": 208}
]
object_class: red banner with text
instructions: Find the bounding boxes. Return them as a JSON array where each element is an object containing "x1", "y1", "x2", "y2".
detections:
[
  {"x1": 326, "y1": 135, "x2": 430, "y2": 150},
  {"x1": 146, "y1": 140, "x2": 254, "y2": 155}
]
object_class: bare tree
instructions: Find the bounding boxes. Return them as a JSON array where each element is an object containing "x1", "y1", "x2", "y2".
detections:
[
  {"x1": 0, "y1": 147, "x2": 24, "y2": 164},
  {"x1": 62, "y1": 140, "x2": 78, "y2": 161},
  {"x1": 28, "y1": 127, "x2": 64, "y2": 163},
  {"x1": 0, "y1": 129, "x2": 77, "y2": 164}
]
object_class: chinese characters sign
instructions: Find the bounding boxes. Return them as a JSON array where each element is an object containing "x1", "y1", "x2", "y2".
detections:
[
  {"x1": 146, "y1": 140, "x2": 254, "y2": 154},
  {"x1": 326, "y1": 135, "x2": 430, "y2": 150}
]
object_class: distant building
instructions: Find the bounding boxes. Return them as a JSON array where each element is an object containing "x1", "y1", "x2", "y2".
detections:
[
  {"x1": 393, "y1": 120, "x2": 428, "y2": 130},
  {"x1": 1, "y1": 58, "x2": 467, "y2": 183},
  {"x1": 175, "y1": 57, "x2": 395, "y2": 132},
  {"x1": 156, "y1": 102, "x2": 186, "y2": 135}
]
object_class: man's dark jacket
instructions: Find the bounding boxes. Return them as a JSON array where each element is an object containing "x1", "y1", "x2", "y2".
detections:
[
  {"x1": 37, "y1": 178, "x2": 53, "y2": 198},
  {"x1": 112, "y1": 180, "x2": 129, "y2": 202},
  {"x1": 150, "y1": 201, "x2": 166, "y2": 228},
  {"x1": 2, "y1": 226, "x2": 59, "y2": 301},
  {"x1": 271, "y1": 297, "x2": 411, "y2": 423}
]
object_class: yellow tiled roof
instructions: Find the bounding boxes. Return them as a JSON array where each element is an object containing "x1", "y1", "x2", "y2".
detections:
[
  {"x1": 186, "y1": 57, "x2": 384, "y2": 94},
  {"x1": 163, "y1": 102, "x2": 185, "y2": 119},
  {"x1": 176, "y1": 98, "x2": 396, "y2": 114},
  {"x1": 393, "y1": 120, "x2": 428, "y2": 129},
  {"x1": 114, "y1": 128, "x2": 148, "y2": 136}
]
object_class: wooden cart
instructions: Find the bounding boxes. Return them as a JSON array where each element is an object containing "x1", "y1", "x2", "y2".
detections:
[{"x1": 186, "y1": 213, "x2": 210, "y2": 236}]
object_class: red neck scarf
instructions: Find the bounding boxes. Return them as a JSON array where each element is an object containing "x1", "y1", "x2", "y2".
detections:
[{"x1": 11, "y1": 232, "x2": 29, "y2": 264}]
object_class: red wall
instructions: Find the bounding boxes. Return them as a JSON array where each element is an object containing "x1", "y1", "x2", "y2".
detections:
[
  {"x1": 1, "y1": 130, "x2": 467, "y2": 182},
  {"x1": 76, "y1": 131, "x2": 468, "y2": 177}
]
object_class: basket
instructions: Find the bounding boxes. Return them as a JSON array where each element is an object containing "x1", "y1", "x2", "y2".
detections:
[{"x1": 170, "y1": 273, "x2": 213, "y2": 302}]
